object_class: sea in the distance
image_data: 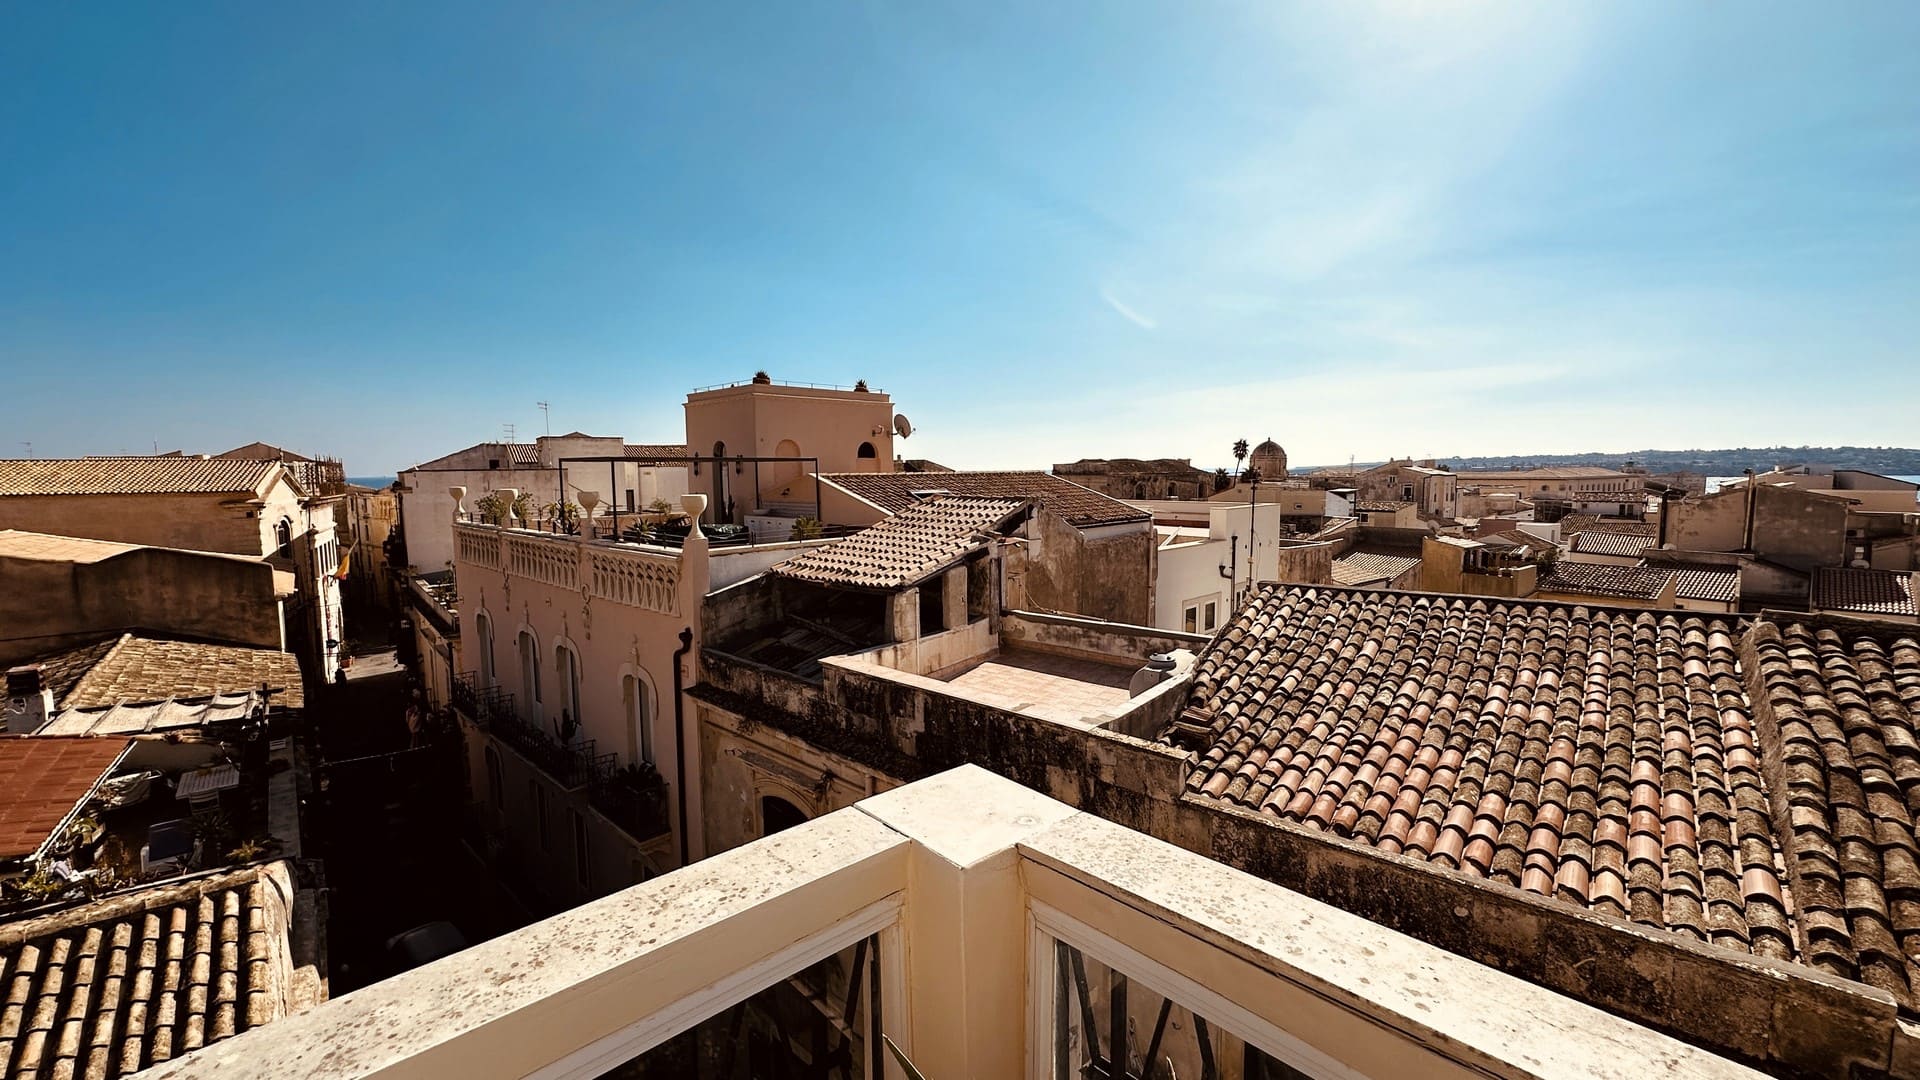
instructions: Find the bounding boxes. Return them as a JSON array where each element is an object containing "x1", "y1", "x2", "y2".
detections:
[{"x1": 348, "y1": 475, "x2": 398, "y2": 489}]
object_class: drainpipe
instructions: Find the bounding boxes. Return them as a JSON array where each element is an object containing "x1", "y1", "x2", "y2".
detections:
[
  {"x1": 672, "y1": 626, "x2": 694, "y2": 868},
  {"x1": 1742, "y1": 468, "x2": 1758, "y2": 553}
]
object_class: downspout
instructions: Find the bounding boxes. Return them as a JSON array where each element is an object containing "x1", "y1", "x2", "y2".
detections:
[
  {"x1": 672, "y1": 626, "x2": 694, "y2": 868},
  {"x1": 1742, "y1": 468, "x2": 1757, "y2": 552}
]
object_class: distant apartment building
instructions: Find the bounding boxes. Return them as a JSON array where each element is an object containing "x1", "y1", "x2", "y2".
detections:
[
  {"x1": 1355, "y1": 459, "x2": 1459, "y2": 519},
  {"x1": 0, "y1": 455, "x2": 345, "y2": 681},
  {"x1": 1146, "y1": 501, "x2": 1335, "y2": 631}
]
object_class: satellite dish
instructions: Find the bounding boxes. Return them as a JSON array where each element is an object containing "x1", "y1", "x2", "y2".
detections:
[{"x1": 893, "y1": 414, "x2": 913, "y2": 439}]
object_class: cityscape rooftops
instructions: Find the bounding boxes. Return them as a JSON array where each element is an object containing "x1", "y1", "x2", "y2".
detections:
[
  {"x1": 0, "y1": 457, "x2": 283, "y2": 498},
  {"x1": 1355, "y1": 499, "x2": 1414, "y2": 513},
  {"x1": 1651, "y1": 564, "x2": 1743, "y2": 604},
  {"x1": 770, "y1": 496, "x2": 1027, "y2": 591},
  {"x1": 621, "y1": 443, "x2": 690, "y2": 460},
  {"x1": 1167, "y1": 585, "x2": 1798, "y2": 962},
  {"x1": 1536, "y1": 561, "x2": 1676, "y2": 601},
  {"x1": 1558, "y1": 515, "x2": 1658, "y2": 538},
  {"x1": 1812, "y1": 567, "x2": 1917, "y2": 618},
  {"x1": 818, "y1": 470, "x2": 1148, "y2": 529},
  {"x1": 1570, "y1": 531, "x2": 1656, "y2": 558}
]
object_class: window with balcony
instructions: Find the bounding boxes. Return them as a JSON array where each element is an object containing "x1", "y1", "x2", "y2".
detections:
[
  {"x1": 572, "y1": 809, "x2": 590, "y2": 887},
  {"x1": 518, "y1": 631, "x2": 542, "y2": 720},
  {"x1": 557, "y1": 643, "x2": 583, "y2": 733},
  {"x1": 476, "y1": 612, "x2": 495, "y2": 688}
]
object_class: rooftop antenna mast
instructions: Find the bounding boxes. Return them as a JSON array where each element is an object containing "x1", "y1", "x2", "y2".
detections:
[
  {"x1": 502, "y1": 423, "x2": 517, "y2": 445},
  {"x1": 18, "y1": 442, "x2": 31, "y2": 458},
  {"x1": 537, "y1": 401, "x2": 551, "y2": 436}
]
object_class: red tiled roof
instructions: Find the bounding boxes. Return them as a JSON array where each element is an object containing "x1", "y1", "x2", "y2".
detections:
[
  {"x1": 1355, "y1": 500, "x2": 1413, "y2": 513},
  {"x1": 772, "y1": 497, "x2": 1027, "y2": 590},
  {"x1": 0, "y1": 738, "x2": 130, "y2": 860},
  {"x1": 1570, "y1": 532, "x2": 1654, "y2": 558},
  {"x1": 1170, "y1": 586, "x2": 1796, "y2": 961},
  {"x1": 1537, "y1": 562, "x2": 1675, "y2": 601},
  {"x1": 1813, "y1": 567, "x2": 1917, "y2": 618},
  {"x1": 819, "y1": 471, "x2": 1147, "y2": 529},
  {"x1": 1560, "y1": 515, "x2": 1658, "y2": 538},
  {"x1": 0, "y1": 862, "x2": 308, "y2": 1077},
  {"x1": 623, "y1": 443, "x2": 689, "y2": 460},
  {"x1": 1659, "y1": 566, "x2": 1741, "y2": 604},
  {"x1": 1744, "y1": 619, "x2": 1920, "y2": 1007},
  {"x1": 1329, "y1": 552, "x2": 1420, "y2": 587},
  {"x1": 0, "y1": 458, "x2": 279, "y2": 497}
]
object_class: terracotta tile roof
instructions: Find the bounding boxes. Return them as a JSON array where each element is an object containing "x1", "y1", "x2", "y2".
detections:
[
  {"x1": 819, "y1": 471, "x2": 1147, "y2": 529},
  {"x1": 26, "y1": 634, "x2": 305, "y2": 711},
  {"x1": 771, "y1": 497, "x2": 1027, "y2": 590},
  {"x1": 1169, "y1": 586, "x2": 1797, "y2": 962},
  {"x1": 0, "y1": 459, "x2": 279, "y2": 498},
  {"x1": 1559, "y1": 515, "x2": 1658, "y2": 538},
  {"x1": 1355, "y1": 500, "x2": 1414, "y2": 513},
  {"x1": 0, "y1": 738, "x2": 130, "y2": 861},
  {"x1": 0, "y1": 532, "x2": 139, "y2": 564},
  {"x1": 0, "y1": 862, "x2": 306, "y2": 1078},
  {"x1": 19, "y1": 638, "x2": 120, "y2": 705},
  {"x1": 1813, "y1": 567, "x2": 1917, "y2": 618},
  {"x1": 1570, "y1": 532, "x2": 1654, "y2": 558},
  {"x1": 1657, "y1": 566, "x2": 1742, "y2": 604},
  {"x1": 1477, "y1": 530, "x2": 1549, "y2": 550},
  {"x1": 1537, "y1": 563, "x2": 1675, "y2": 602},
  {"x1": 622, "y1": 443, "x2": 689, "y2": 460},
  {"x1": 1330, "y1": 553, "x2": 1421, "y2": 587},
  {"x1": 1743, "y1": 619, "x2": 1920, "y2": 1007}
]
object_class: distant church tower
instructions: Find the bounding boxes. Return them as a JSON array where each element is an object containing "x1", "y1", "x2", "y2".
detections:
[{"x1": 1250, "y1": 438, "x2": 1288, "y2": 479}]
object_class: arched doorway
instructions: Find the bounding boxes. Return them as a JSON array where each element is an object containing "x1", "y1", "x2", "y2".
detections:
[
  {"x1": 856, "y1": 441, "x2": 877, "y2": 472},
  {"x1": 760, "y1": 795, "x2": 809, "y2": 838},
  {"x1": 771, "y1": 438, "x2": 802, "y2": 488}
]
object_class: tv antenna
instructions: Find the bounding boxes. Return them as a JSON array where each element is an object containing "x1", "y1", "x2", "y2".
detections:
[
  {"x1": 537, "y1": 401, "x2": 551, "y2": 435},
  {"x1": 502, "y1": 423, "x2": 517, "y2": 445}
]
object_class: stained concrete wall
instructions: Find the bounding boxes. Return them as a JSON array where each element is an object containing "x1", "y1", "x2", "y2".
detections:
[
  {"x1": 1271, "y1": 539, "x2": 1336, "y2": 585},
  {"x1": 0, "y1": 492, "x2": 269, "y2": 555},
  {"x1": 0, "y1": 548, "x2": 286, "y2": 665},
  {"x1": 1017, "y1": 508, "x2": 1154, "y2": 624},
  {"x1": 1667, "y1": 485, "x2": 1849, "y2": 571}
]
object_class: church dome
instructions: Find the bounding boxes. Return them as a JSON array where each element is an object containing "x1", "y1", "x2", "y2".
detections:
[{"x1": 1250, "y1": 438, "x2": 1288, "y2": 479}]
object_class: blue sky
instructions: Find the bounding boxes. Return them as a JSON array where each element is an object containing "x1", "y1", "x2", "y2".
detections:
[{"x1": 2, "y1": 3, "x2": 1915, "y2": 474}]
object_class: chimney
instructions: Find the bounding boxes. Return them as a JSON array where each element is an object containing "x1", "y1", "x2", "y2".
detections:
[{"x1": 5, "y1": 664, "x2": 54, "y2": 734}]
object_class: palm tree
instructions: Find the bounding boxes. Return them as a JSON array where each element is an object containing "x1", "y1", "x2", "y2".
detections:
[{"x1": 1232, "y1": 438, "x2": 1249, "y2": 482}]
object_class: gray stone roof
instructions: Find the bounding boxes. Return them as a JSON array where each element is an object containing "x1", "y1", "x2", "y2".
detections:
[
  {"x1": 0, "y1": 459, "x2": 279, "y2": 498},
  {"x1": 1812, "y1": 567, "x2": 1916, "y2": 618}
]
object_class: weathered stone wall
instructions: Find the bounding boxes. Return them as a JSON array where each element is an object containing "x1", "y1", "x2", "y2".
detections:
[
  {"x1": 0, "y1": 548, "x2": 286, "y2": 665},
  {"x1": 1016, "y1": 508, "x2": 1154, "y2": 625}
]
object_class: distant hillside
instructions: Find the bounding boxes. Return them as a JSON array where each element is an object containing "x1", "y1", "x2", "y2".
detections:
[{"x1": 1301, "y1": 447, "x2": 1920, "y2": 476}]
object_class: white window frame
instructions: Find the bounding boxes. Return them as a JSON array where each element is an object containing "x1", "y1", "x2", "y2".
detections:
[
  {"x1": 1026, "y1": 899, "x2": 1363, "y2": 1080},
  {"x1": 530, "y1": 897, "x2": 906, "y2": 1080}
]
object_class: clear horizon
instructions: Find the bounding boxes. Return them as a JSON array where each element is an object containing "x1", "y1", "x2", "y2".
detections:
[{"x1": 4, "y1": 4, "x2": 1915, "y2": 475}]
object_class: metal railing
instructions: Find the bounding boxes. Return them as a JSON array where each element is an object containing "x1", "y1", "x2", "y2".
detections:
[
  {"x1": 452, "y1": 672, "x2": 601, "y2": 790},
  {"x1": 589, "y1": 768, "x2": 672, "y2": 841}
]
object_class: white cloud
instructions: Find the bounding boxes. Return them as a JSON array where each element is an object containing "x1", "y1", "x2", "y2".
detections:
[{"x1": 1099, "y1": 287, "x2": 1157, "y2": 330}]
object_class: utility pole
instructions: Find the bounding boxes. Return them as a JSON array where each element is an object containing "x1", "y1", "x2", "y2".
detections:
[{"x1": 537, "y1": 401, "x2": 551, "y2": 436}]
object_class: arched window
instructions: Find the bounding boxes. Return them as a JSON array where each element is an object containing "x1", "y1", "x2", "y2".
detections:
[
  {"x1": 518, "y1": 631, "x2": 541, "y2": 722},
  {"x1": 857, "y1": 442, "x2": 876, "y2": 459},
  {"x1": 623, "y1": 672, "x2": 653, "y2": 767},
  {"x1": 476, "y1": 612, "x2": 495, "y2": 687},
  {"x1": 1135, "y1": 482, "x2": 1147, "y2": 499},
  {"x1": 555, "y1": 643, "x2": 583, "y2": 734},
  {"x1": 274, "y1": 518, "x2": 293, "y2": 558},
  {"x1": 484, "y1": 746, "x2": 504, "y2": 811},
  {"x1": 761, "y1": 796, "x2": 809, "y2": 837}
]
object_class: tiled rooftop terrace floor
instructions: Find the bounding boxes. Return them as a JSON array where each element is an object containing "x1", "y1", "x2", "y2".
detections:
[{"x1": 935, "y1": 648, "x2": 1136, "y2": 726}]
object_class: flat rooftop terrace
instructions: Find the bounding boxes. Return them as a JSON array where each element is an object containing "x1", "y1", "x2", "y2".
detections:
[{"x1": 932, "y1": 647, "x2": 1136, "y2": 726}]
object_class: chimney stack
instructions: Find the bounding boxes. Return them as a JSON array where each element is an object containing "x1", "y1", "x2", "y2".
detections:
[{"x1": 5, "y1": 664, "x2": 54, "y2": 734}]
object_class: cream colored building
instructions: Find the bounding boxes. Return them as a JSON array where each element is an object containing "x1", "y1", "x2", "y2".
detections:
[
  {"x1": 684, "y1": 375, "x2": 898, "y2": 524},
  {"x1": 396, "y1": 434, "x2": 690, "y2": 576},
  {"x1": 0, "y1": 457, "x2": 344, "y2": 681},
  {"x1": 1356, "y1": 459, "x2": 1459, "y2": 519}
]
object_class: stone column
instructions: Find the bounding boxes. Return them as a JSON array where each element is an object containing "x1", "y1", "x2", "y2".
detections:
[{"x1": 888, "y1": 590, "x2": 919, "y2": 643}]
